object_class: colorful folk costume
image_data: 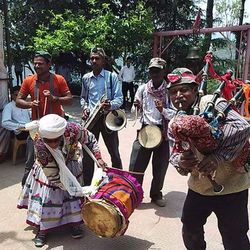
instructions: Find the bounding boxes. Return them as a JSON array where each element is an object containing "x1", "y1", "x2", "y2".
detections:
[{"x1": 17, "y1": 114, "x2": 103, "y2": 247}]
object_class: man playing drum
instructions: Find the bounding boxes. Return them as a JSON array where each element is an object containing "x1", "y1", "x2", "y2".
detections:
[
  {"x1": 167, "y1": 67, "x2": 250, "y2": 250},
  {"x1": 129, "y1": 58, "x2": 175, "y2": 207},
  {"x1": 17, "y1": 114, "x2": 107, "y2": 247}
]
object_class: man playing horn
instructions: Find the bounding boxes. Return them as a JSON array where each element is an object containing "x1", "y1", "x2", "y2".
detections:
[
  {"x1": 129, "y1": 57, "x2": 175, "y2": 207},
  {"x1": 80, "y1": 47, "x2": 123, "y2": 185},
  {"x1": 168, "y1": 67, "x2": 250, "y2": 250}
]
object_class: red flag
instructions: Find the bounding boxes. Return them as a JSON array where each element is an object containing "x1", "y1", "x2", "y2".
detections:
[{"x1": 193, "y1": 8, "x2": 202, "y2": 33}]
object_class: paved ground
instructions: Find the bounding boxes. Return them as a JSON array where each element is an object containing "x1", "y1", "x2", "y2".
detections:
[{"x1": 0, "y1": 97, "x2": 249, "y2": 250}]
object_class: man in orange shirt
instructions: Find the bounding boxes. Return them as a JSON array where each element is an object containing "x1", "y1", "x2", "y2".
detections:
[
  {"x1": 16, "y1": 51, "x2": 72, "y2": 120},
  {"x1": 16, "y1": 51, "x2": 73, "y2": 185}
]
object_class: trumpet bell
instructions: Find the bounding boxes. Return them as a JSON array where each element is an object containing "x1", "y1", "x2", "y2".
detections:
[{"x1": 105, "y1": 109, "x2": 127, "y2": 131}]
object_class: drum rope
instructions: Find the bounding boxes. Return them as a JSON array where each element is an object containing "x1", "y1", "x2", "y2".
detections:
[{"x1": 82, "y1": 144, "x2": 144, "y2": 175}]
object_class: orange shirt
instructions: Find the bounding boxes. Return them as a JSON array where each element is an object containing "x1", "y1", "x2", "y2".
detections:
[{"x1": 19, "y1": 73, "x2": 70, "y2": 120}]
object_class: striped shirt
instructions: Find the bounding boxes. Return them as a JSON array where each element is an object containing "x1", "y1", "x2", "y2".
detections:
[
  {"x1": 135, "y1": 82, "x2": 176, "y2": 125},
  {"x1": 211, "y1": 101, "x2": 250, "y2": 162}
]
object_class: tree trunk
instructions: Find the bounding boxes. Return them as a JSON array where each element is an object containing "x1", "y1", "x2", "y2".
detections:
[
  {"x1": 203, "y1": 0, "x2": 214, "y2": 53},
  {"x1": 235, "y1": 0, "x2": 246, "y2": 60}
]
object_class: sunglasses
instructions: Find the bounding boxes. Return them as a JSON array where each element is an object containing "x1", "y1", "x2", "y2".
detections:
[{"x1": 43, "y1": 136, "x2": 62, "y2": 143}]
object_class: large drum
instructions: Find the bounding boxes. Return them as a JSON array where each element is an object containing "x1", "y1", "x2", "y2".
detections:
[
  {"x1": 81, "y1": 168, "x2": 143, "y2": 238},
  {"x1": 138, "y1": 125, "x2": 162, "y2": 149}
]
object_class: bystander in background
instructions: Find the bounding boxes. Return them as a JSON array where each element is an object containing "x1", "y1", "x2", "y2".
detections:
[
  {"x1": 14, "y1": 60, "x2": 23, "y2": 86},
  {"x1": 2, "y1": 86, "x2": 33, "y2": 178},
  {"x1": 119, "y1": 56, "x2": 136, "y2": 112},
  {"x1": 0, "y1": 51, "x2": 10, "y2": 162}
]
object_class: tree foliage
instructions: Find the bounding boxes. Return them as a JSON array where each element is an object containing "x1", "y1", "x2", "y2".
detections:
[
  {"x1": 3, "y1": 0, "x2": 247, "y2": 83},
  {"x1": 5, "y1": 0, "x2": 154, "y2": 79}
]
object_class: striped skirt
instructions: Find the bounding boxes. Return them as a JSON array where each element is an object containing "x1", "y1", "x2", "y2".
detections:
[{"x1": 17, "y1": 160, "x2": 84, "y2": 233}]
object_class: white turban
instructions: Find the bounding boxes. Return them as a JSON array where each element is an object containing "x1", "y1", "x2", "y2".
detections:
[{"x1": 39, "y1": 114, "x2": 67, "y2": 139}]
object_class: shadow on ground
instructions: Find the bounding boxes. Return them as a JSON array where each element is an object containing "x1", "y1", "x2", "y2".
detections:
[
  {"x1": 137, "y1": 191, "x2": 186, "y2": 219},
  {"x1": 0, "y1": 160, "x2": 24, "y2": 190},
  {"x1": 38, "y1": 226, "x2": 155, "y2": 250}
]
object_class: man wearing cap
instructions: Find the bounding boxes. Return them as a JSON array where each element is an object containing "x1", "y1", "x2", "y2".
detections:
[
  {"x1": 80, "y1": 47, "x2": 123, "y2": 185},
  {"x1": 167, "y1": 68, "x2": 250, "y2": 249},
  {"x1": 128, "y1": 57, "x2": 175, "y2": 207},
  {"x1": 16, "y1": 51, "x2": 73, "y2": 186}
]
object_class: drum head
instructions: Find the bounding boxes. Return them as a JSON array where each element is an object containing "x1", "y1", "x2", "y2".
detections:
[
  {"x1": 138, "y1": 125, "x2": 162, "y2": 149},
  {"x1": 81, "y1": 200, "x2": 122, "y2": 238}
]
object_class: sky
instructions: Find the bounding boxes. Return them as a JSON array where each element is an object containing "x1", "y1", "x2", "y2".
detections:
[
  {"x1": 198, "y1": 0, "x2": 250, "y2": 24},
  {"x1": 245, "y1": 0, "x2": 250, "y2": 23}
]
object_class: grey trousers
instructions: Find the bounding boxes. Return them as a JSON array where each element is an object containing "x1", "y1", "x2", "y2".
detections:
[
  {"x1": 21, "y1": 135, "x2": 35, "y2": 186},
  {"x1": 82, "y1": 116, "x2": 122, "y2": 186},
  {"x1": 129, "y1": 137, "x2": 169, "y2": 200}
]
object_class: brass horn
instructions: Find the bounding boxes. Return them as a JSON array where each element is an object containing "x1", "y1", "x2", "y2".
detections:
[
  {"x1": 105, "y1": 109, "x2": 127, "y2": 131},
  {"x1": 186, "y1": 46, "x2": 200, "y2": 60}
]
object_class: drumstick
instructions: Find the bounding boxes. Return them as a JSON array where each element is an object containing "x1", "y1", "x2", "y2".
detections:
[
  {"x1": 43, "y1": 96, "x2": 48, "y2": 116},
  {"x1": 36, "y1": 93, "x2": 40, "y2": 120},
  {"x1": 82, "y1": 145, "x2": 144, "y2": 175},
  {"x1": 132, "y1": 106, "x2": 138, "y2": 127},
  {"x1": 82, "y1": 144, "x2": 103, "y2": 168}
]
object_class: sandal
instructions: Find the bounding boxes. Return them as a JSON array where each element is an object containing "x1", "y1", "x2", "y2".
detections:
[
  {"x1": 34, "y1": 231, "x2": 46, "y2": 247},
  {"x1": 71, "y1": 226, "x2": 83, "y2": 239}
]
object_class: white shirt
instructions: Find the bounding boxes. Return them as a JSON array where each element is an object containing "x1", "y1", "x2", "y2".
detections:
[
  {"x1": 2, "y1": 101, "x2": 31, "y2": 134},
  {"x1": 119, "y1": 65, "x2": 135, "y2": 83},
  {"x1": 135, "y1": 83, "x2": 176, "y2": 125}
]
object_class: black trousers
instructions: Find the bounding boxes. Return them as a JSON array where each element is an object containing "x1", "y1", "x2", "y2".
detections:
[
  {"x1": 82, "y1": 116, "x2": 122, "y2": 186},
  {"x1": 122, "y1": 81, "x2": 134, "y2": 110},
  {"x1": 182, "y1": 189, "x2": 250, "y2": 250},
  {"x1": 16, "y1": 131, "x2": 29, "y2": 140},
  {"x1": 129, "y1": 137, "x2": 169, "y2": 200}
]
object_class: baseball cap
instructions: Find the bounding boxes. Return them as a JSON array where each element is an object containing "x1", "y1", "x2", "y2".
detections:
[
  {"x1": 167, "y1": 68, "x2": 198, "y2": 88},
  {"x1": 148, "y1": 57, "x2": 166, "y2": 69},
  {"x1": 34, "y1": 51, "x2": 52, "y2": 62}
]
